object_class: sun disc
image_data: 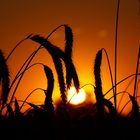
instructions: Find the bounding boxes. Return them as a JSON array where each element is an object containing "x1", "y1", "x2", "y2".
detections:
[{"x1": 67, "y1": 87, "x2": 86, "y2": 105}]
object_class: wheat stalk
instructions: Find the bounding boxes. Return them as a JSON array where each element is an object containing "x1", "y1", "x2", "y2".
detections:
[
  {"x1": 114, "y1": 0, "x2": 120, "y2": 111},
  {"x1": 133, "y1": 47, "x2": 140, "y2": 97},
  {"x1": 6, "y1": 34, "x2": 32, "y2": 61}
]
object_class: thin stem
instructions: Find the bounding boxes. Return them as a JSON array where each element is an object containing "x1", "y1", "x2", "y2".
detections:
[
  {"x1": 119, "y1": 100, "x2": 131, "y2": 115},
  {"x1": 114, "y1": 0, "x2": 120, "y2": 111},
  {"x1": 102, "y1": 48, "x2": 115, "y2": 101},
  {"x1": 118, "y1": 77, "x2": 135, "y2": 110},
  {"x1": 15, "y1": 63, "x2": 44, "y2": 79},
  {"x1": 133, "y1": 47, "x2": 140, "y2": 97},
  {"x1": 104, "y1": 73, "x2": 140, "y2": 97},
  {"x1": 9, "y1": 50, "x2": 43, "y2": 91},
  {"x1": 8, "y1": 46, "x2": 42, "y2": 106},
  {"x1": 108, "y1": 90, "x2": 128, "y2": 101},
  {"x1": 80, "y1": 83, "x2": 95, "y2": 89},
  {"x1": 6, "y1": 34, "x2": 32, "y2": 61},
  {"x1": 8, "y1": 24, "x2": 67, "y2": 105},
  {"x1": 19, "y1": 88, "x2": 45, "y2": 111}
]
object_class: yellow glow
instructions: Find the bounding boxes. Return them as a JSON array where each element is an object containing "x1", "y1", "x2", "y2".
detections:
[{"x1": 67, "y1": 87, "x2": 86, "y2": 105}]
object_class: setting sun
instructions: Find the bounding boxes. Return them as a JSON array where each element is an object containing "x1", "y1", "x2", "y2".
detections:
[{"x1": 67, "y1": 87, "x2": 86, "y2": 105}]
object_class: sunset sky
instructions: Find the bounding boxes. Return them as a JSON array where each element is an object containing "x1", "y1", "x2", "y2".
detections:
[{"x1": 0, "y1": 0, "x2": 140, "y2": 114}]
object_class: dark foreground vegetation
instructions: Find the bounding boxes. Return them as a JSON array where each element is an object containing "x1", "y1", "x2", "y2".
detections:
[
  {"x1": 0, "y1": 1, "x2": 140, "y2": 139},
  {"x1": 0, "y1": 101, "x2": 140, "y2": 140}
]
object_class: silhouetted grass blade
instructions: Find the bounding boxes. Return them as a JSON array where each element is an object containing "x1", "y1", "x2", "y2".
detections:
[
  {"x1": 27, "y1": 102, "x2": 42, "y2": 112},
  {"x1": 6, "y1": 104, "x2": 14, "y2": 119},
  {"x1": 129, "y1": 94, "x2": 139, "y2": 119},
  {"x1": 14, "y1": 98, "x2": 22, "y2": 119},
  {"x1": 103, "y1": 99, "x2": 116, "y2": 116}
]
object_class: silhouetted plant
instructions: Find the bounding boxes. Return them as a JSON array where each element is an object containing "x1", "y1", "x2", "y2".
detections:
[
  {"x1": 129, "y1": 94, "x2": 139, "y2": 119},
  {"x1": 0, "y1": 50, "x2": 10, "y2": 110},
  {"x1": 114, "y1": 0, "x2": 120, "y2": 111},
  {"x1": 93, "y1": 49, "x2": 105, "y2": 119},
  {"x1": 43, "y1": 65, "x2": 54, "y2": 114},
  {"x1": 30, "y1": 32, "x2": 80, "y2": 104},
  {"x1": 133, "y1": 47, "x2": 140, "y2": 97}
]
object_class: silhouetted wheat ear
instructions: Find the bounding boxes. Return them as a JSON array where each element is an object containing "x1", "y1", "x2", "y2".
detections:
[
  {"x1": 30, "y1": 35, "x2": 64, "y2": 58},
  {"x1": 43, "y1": 65, "x2": 54, "y2": 113},
  {"x1": 47, "y1": 24, "x2": 79, "y2": 90},
  {"x1": 94, "y1": 49, "x2": 105, "y2": 118},
  {"x1": 65, "y1": 56, "x2": 80, "y2": 92},
  {"x1": 64, "y1": 25, "x2": 73, "y2": 57},
  {"x1": 30, "y1": 34, "x2": 79, "y2": 102},
  {"x1": 0, "y1": 50, "x2": 10, "y2": 107},
  {"x1": 64, "y1": 25, "x2": 73, "y2": 89},
  {"x1": 30, "y1": 35, "x2": 67, "y2": 104},
  {"x1": 70, "y1": 63, "x2": 80, "y2": 92},
  {"x1": 64, "y1": 25, "x2": 73, "y2": 68},
  {"x1": 64, "y1": 25, "x2": 80, "y2": 91},
  {"x1": 53, "y1": 57, "x2": 67, "y2": 104}
]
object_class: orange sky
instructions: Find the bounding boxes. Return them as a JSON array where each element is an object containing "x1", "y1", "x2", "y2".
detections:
[{"x1": 0, "y1": 0, "x2": 140, "y2": 114}]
